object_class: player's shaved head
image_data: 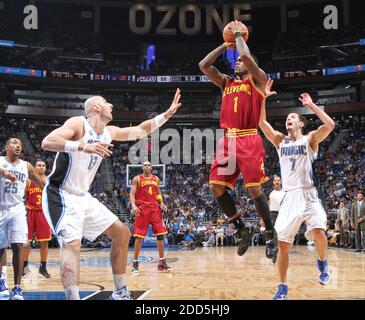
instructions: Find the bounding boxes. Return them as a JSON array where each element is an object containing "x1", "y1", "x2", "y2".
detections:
[
  {"x1": 84, "y1": 96, "x2": 104, "y2": 116},
  {"x1": 143, "y1": 161, "x2": 151, "y2": 167}
]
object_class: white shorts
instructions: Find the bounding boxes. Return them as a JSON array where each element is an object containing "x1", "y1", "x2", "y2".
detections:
[
  {"x1": 275, "y1": 187, "x2": 327, "y2": 244},
  {"x1": 43, "y1": 185, "x2": 118, "y2": 246},
  {"x1": 0, "y1": 203, "x2": 28, "y2": 249}
]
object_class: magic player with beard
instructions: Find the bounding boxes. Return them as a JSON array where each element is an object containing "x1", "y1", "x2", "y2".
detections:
[{"x1": 199, "y1": 20, "x2": 277, "y2": 258}]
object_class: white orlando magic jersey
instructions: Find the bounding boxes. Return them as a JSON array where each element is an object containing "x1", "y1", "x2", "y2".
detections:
[
  {"x1": 277, "y1": 135, "x2": 318, "y2": 192},
  {"x1": 0, "y1": 156, "x2": 28, "y2": 208},
  {"x1": 47, "y1": 116, "x2": 112, "y2": 194}
]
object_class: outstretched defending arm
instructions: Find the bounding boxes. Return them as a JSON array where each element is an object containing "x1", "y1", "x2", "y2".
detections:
[
  {"x1": 199, "y1": 43, "x2": 230, "y2": 89},
  {"x1": 108, "y1": 88, "x2": 181, "y2": 142},
  {"x1": 299, "y1": 93, "x2": 335, "y2": 150},
  {"x1": 229, "y1": 20, "x2": 267, "y2": 91},
  {"x1": 259, "y1": 79, "x2": 284, "y2": 149}
]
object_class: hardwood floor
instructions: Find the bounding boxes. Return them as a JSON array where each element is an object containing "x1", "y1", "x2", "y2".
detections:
[{"x1": 4, "y1": 245, "x2": 365, "y2": 300}]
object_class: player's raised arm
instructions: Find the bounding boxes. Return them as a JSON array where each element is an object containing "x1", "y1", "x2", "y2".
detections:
[
  {"x1": 41, "y1": 116, "x2": 113, "y2": 158},
  {"x1": 199, "y1": 44, "x2": 230, "y2": 89},
  {"x1": 26, "y1": 162, "x2": 45, "y2": 189},
  {"x1": 130, "y1": 176, "x2": 141, "y2": 216},
  {"x1": 299, "y1": 93, "x2": 335, "y2": 149},
  {"x1": 108, "y1": 88, "x2": 181, "y2": 142},
  {"x1": 259, "y1": 79, "x2": 284, "y2": 149},
  {"x1": 229, "y1": 20, "x2": 267, "y2": 91}
]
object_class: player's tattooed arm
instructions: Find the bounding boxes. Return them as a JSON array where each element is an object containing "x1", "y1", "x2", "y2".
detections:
[
  {"x1": 230, "y1": 20, "x2": 267, "y2": 91},
  {"x1": 199, "y1": 44, "x2": 229, "y2": 90},
  {"x1": 108, "y1": 88, "x2": 181, "y2": 141},
  {"x1": 299, "y1": 93, "x2": 335, "y2": 149}
]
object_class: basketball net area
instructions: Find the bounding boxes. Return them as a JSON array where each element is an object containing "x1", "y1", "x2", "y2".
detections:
[{"x1": 126, "y1": 164, "x2": 166, "y2": 188}]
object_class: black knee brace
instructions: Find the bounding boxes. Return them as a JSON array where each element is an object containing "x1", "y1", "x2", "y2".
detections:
[
  {"x1": 216, "y1": 191, "x2": 236, "y2": 217},
  {"x1": 253, "y1": 193, "x2": 273, "y2": 230},
  {"x1": 156, "y1": 235, "x2": 164, "y2": 240}
]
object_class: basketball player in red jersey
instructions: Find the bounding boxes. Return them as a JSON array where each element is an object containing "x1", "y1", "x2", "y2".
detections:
[
  {"x1": 130, "y1": 161, "x2": 171, "y2": 273},
  {"x1": 199, "y1": 20, "x2": 277, "y2": 258},
  {"x1": 23, "y1": 160, "x2": 51, "y2": 278}
]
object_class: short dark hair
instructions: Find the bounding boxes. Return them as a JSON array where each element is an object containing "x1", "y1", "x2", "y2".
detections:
[
  {"x1": 35, "y1": 159, "x2": 46, "y2": 165},
  {"x1": 6, "y1": 137, "x2": 22, "y2": 146},
  {"x1": 293, "y1": 113, "x2": 307, "y2": 133}
]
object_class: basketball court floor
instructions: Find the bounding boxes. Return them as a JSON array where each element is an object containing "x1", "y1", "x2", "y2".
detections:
[{"x1": 2, "y1": 245, "x2": 365, "y2": 300}]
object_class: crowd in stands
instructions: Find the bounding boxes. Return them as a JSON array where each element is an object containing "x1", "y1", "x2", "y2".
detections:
[{"x1": 1, "y1": 20, "x2": 364, "y2": 77}]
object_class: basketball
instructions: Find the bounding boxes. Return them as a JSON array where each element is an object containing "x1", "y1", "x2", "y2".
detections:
[{"x1": 223, "y1": 21, "x2": 249, "y2": 44}]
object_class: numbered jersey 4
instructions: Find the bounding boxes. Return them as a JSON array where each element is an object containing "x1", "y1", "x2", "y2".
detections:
[
  {"x1": 277, "y1": 135, "x2": 317, "y2": 191},
  {"x1": 47, "y1": 116, "x2": 112, "y2": 194},
  {"x1": 0, "y1": 156, "x2": 28, "y2": 208},
  {"x1": 135, "y1": 174, "x2": 160, "y2": 207}
]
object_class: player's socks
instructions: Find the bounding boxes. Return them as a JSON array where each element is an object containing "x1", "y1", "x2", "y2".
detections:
[
  {"x1": 113, "y1": 274, "x2": 126, "y2": 290},
  {"x1": 132, "y1": 260, "x2": 139, "y2": 273},
  {"x1": 65, "y1": 285, "x2": 80, "y2": 300}
]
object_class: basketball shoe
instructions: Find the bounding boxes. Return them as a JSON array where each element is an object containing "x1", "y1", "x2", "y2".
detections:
[
  {"x1": 0, "y1": 279, "x2": 9, "y2": 297},
  {"x1": 317, "y1": 259, "x2": 331, "y2": 285},
  {"x1": 39, "y1": 266, "x2": 50, "y2": 278},
  {"x1": 109, "y1": 286, "x2": 133, "y2": 300},
  {"x1": 132, "y1": 260, "x2": 139, "y2": 273},
  {"x1": 236, "y1": 225, "x2": 254, "y2": 256},
  {"x1": 11, "y1": 285, "x2": 24, "y2": 300},
  {"x1": 265, "y1": 229, "x2": 278, "y2": 259},
  {"x1": 157, "y1": 258, "x2": 172, "y2": 272},
  {"x1": 273, "y1": 284, "x2": 288, "y2": 300}
]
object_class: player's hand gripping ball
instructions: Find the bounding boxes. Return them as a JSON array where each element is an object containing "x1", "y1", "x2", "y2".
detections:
[{"x1": 223, "y1": 20, "x2": 249, "y2": 48}]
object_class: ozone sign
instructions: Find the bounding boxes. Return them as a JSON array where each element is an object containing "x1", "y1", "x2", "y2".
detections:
[{"x1": 129, "y1": 3, "x2": 252, "y2": 35}]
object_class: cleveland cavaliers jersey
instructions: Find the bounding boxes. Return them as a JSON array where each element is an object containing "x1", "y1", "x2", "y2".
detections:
[
  {"x1": 0, "y1": 156, "x2": 28, "y2": 208},
  {"x1": 277, "y1": 135, "x2": 318, "y2": 192},
  {"x1": 220, "y1": 76, "x2": 264, "y2": 130},
  {"x1": 47, "y1": 116, "x2": 112, "y2": 194}
]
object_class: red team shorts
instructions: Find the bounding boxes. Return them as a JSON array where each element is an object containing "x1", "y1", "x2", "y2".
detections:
[
  {"x1": 27, "y1": 209, "x2": 52, "y2": 241},
  {"x1": 209, "y1": 133, "x2": 268, "y2": 189},
  {"x1": 133, "y1": 205, "x2": 167, "y2": 238}
]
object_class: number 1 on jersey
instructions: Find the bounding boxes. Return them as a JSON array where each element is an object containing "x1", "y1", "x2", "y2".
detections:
[{"x1": 233, "y1": 96, "x2": 238, "y2": 113}]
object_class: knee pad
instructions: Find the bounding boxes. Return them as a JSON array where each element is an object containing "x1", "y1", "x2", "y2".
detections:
[{"x1": 156, "y1": 235, "x2": 164, "y2": 240}]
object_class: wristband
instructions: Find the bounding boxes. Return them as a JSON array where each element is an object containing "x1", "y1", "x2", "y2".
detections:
[
  {"x1": 156, "y1": 194, "x2": 163, "y2": 201},
  {"x1": 64, "y1": 141, "x2": 80, "y2": 152},
  {"x1": 153, "y1": 114, "x2": 168, "y2": 127}
]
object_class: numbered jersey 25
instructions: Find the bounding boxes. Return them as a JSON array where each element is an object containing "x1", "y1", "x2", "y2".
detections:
[{"x1": 0, "y1": 156, "x2": 28, "y2": 207}]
